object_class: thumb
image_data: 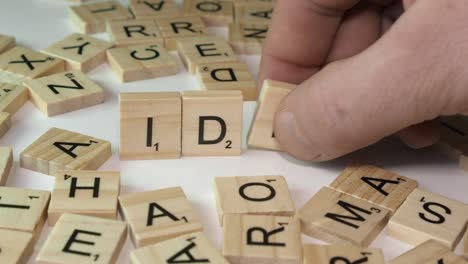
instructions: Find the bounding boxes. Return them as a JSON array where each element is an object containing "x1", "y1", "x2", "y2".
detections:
[{"x1": 274, "y1": 0, "x2": 468, "y2": 161}]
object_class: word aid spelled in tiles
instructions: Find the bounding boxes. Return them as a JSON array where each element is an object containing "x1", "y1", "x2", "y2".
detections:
[
  {"x1": 0, "y1": 147, "x2": 12, "y2": 186},
  {"x1": 107, "y1": 19, "x2": 164, "y2": 47},
  {"x1": 20, "y1": 127, "x2": 112, "y2": 176},
  {"x1": 120, "y1": 92, "x2": 181, "y2": 160},
  {"x1": 69, "y1": 1, "x2": 132, "y2": 33},
  {"x1": 131, "y1": 232, "x2": 229, "y2": 264},
  {"x1": 298, "y1": 187, "x2": 390, "y2": 246},
  {"x1": 182, "y1": 90, "x2": 243, "y2": 156},
  {"x1": 130, "y1": 0, "x2": 181, "y2": 19},
  {"x1": 177, "y1": 36, "x2": 237, "y2": 74},
  {"x1": 183, "y1": 0, "x2": 234, "y2": 26},
  {"x1": 155, "y1": 16, "x2": 208, "y2": 50},
  {"x1": 0, "y1": 34, "x2": 15, "y2": 55},
  {"x1": 36, "y1": 214, "x2": 127, "y2": 264},
  {"x1": 43, "y1": 33, "x2": 114, "y2": 72},
  {"x1": 0, "y1": 187, "x2": 50, "y2": 240},
  {"x1": 248, "y1": 79, "x2": 296, "y2": 151},
  {"x1": 303, "y1": 244, "x2": 385, "y2": 264},
  {"x1": 329, "y1": 164, "x2": 418, "y2": 213},
  {"x1": 229, "y1": 23, "x2": 269, "y2": 54},
  {"x1": 388, "y1": 188, "x2": 468, "y2": 249},
  {"x1": 48, "y1": 171, "x2": 120, "y2": 225},
  {"x1": 26, "y1": 71, "x2": 105, "y2": 117},
  {"x1": 389, "y1": 239, "x2": 468, "y2": 264},
  {"x1": 119, "y1": 187, "x2": 203, "y2": 247},
  {"x1": 0, "y1": 83, "x2": 28, "y2": 114},
  {"x1": 214, "y1": 175, "x2": 295, "y2": 223},
  {"x1": 223, "y1": 214, "x2": 302, "y2": 264},
  {"x1": 196, "y1": 62, "x2": 258, "y2": 101},
  {"x1": 0, "y1": 229, "x2": 33, "y2": 264},
  {"x1": 438, "y1": 115, "x2": 468, "y2": 172},
  {"x1": 107, "y1": 44, "x2": 178, "y2": 82}
]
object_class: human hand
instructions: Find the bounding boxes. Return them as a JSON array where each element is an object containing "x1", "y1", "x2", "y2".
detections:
[{"x1": 260, "y1": 0, "x2": 468, "y2": 161}]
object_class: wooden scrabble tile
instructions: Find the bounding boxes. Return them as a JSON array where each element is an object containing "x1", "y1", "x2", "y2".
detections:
[
  {"x1": 20, "y1": 127, "x2": 112, "y2": 176},
  {"x1": 0, "y1": 47, "x2": 65, "y2": 80},
  {"x1": 48, "y1": 170, "x2": 120, "y2": 226},
  {"x1": 229, "y1": 23, "x2": 268, "y2": 54},
  {"x1": 183, "y1": 0, "x2": 234, "y2": 26},
  {"x1": 214, "y1": 175, "x2": 295, "y2": 224},
  {"x1": 182, "y1": 90, "x2": 243, "y2": 156},
  {"x1": 36, "y1": 213, "x2": 127, "y2": 264},
  {"x1": 298, "y1": 187, "x2": 390, "y2": 246},
  {"x1": 0, "y1": 83, "x2": 28, "y2": 115},
  {"x1": 0, "y1": 147, "x2": 13, "y2": 186},
  {"x1": 131, "y1": 232, "x2": 228, "y2": 264},
  {"x1": 303, "y1": 244, "x2": 385, "y2": 264},
  {"x1": 177, "y1": 36, "x2": 237, "y2": 74},
  {"x1": 119, "y1": 92, "x2": 181, "y2": 160},
  {"x1": 0, "y1": 229, "x2": 34, "y2": 264},
  {"x1": 196, "y1": 62, "x2": 257, "y2": 101},
  {"x1": 0, "y1": 34, "x2": 15, "y2": 55},
  {"x1": 388, "y1": 188, "x2": 468, "y2": 250},
  {"x1": 69, "y1": 1, "x2": 133, "y2": 34},
  {"x1": 438, "y1": 115, "x2": 468, "y2": 172},
  {"x1": 130, "y1": 0, "x2": 181, "y2": 19},
  {"x1": 155, "y1": 16, "x2": 208, "y2": 51},
  {"x1": 223, "y1": 214, "x2": 302, "y2": 264},
  {"x1": 389, "y1": 239, "x2": 468, "y2": 264},
  {"x1": 329, "y1": 164, "x2": 418, "y2": 213},
  {"x1": 25, "y1": 71, "x2": 105, "y2": 117},
  {"x1": 42, "y1": 33, "x2": 114, "y2": 72},
  {"x1": 107, "y1": 44, "x2": 178, "y2": 82},
  {"x1": 107, "y1": 19, "x2": 165, "y2": 47},
  {"x1": 0, "y1": 112, "x2": 10, "y2": 138},
  {"x1": 247, "y1": 79, "x2": 295, "y2": 151},
  {"x1": 234, "y1": 2, "x2": 274, "y2": 25},
  {"x1": 119, "y1": 187, "x2": 203, "y2": 247},
  {"x1": 0, "y1": 187, "x2": 50, "y2": 240}
]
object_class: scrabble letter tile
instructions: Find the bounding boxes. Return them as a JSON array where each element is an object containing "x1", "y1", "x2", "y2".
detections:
[
  {"x1": 182, "y1": 90, "x2": 243, "y2": 156},
  {"x1": 107, "y1": 19, "x2": 164, "y2": 47},
  {"x1": 389, "y1": 239, "x2": 468, "y2": 264},
  {"x1": 0, "y1": 83, "x2": 28, "y2": 115},
  {"x1": 20, "y1": 127, "x2": 112, "y2": 176},
  {"x1": 119, "y1": 187, "x2": 203, "y2": 247},
  {"x1": 223, "y1": 214, "x2": 302, "y2": 264},
  {"x1": 0, "y1": 229, "x2": 33, "y2": 264},
  {"x1": 438, "y1": 115, "x2": 468, "y2": 172},
  {"x1": 177, "y1": 36, "x2": 237, "y2": 74},
  {"x1": 214, "y1": 175, "x2": 295, "y2": 223},
  {"x1": 0, "y1": 34, "x2": 15, "y2": 55},
  {"x1": 69, "y1": 1, "x2": 132, "y2": 33},
  {"x1": 0, "y1": 147, "x2": 13, "y2": 186},
  {"x1": 183, "y1": 0, "x2": 233, "y2": 26},
  {"x1": 130, "y1": 0, "x2": 181, "y2": 19},
  {"x1": 108, "y1": 44, "x2": 178, "y2": 82},
  {"x1": 26, "y1": 71, "x2": 105, "y2": 116},
  {"x1": 36, "y1": 214, "x2": 127, "y2": 264},
  {"x1": 0, "y1": 112, "x2": 10, "y2": 139},
  {"x1": 48, "y1": 170, "x2": 120, "y2": 226},
  {"x1": 234, "y1": 2, "x2": 273, "y2": 25},
  {"x1": 229, "y1": 23, "x2": 268, "y2": 54},
  {"x1": 298, "y1": 187, "x2": 390, "y2": 246},
  {"x1": 131, "y1": 232, "x2": 228, "y2": 264},
  {"x1": 155, "y1": 16, "x2": 208, "y2": 51},
  {"x1": 303, "y1": 244, "x2": 385, "y2": 264},
  {"x1": 388, "y1": 188, "x2": 468, "y2": 249},
  {"x1": 0, "y1": 187, "x2": 50, "y2": 241},
  {"x1": 196, "y1": 62, "x2": 257, "y2": 101},
  {"x1": 248, "y1": 79, "x2": 295, "y2": 151},
  {"x1": 43, "y1": 33, "x2": 114, "y2": 72},
  {"x1": 329, "y1": 164, "x2": 418, "y2": 213},
  {"x1": 120, "y1": 92, "x2": 181, "y2": 160}
]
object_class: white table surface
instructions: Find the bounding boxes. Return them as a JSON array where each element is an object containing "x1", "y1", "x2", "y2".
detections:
[{"x1": 0, "y1": 0, "x2": 467, "y2": 263}]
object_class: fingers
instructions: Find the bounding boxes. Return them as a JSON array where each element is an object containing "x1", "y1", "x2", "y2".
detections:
[
  {"x1": 398, "y1": 120, "x2": 440, "y2": 149},
  {"x1": 274, "y1": 0, "x2": 468, "y2": 161}
]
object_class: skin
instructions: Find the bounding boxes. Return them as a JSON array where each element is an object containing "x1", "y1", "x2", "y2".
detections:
[{"x1": 259, "y1": 0, "x2": 468, "y2": 161}]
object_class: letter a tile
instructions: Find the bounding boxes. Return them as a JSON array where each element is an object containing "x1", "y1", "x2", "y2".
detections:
[
  {"x1": 36, "y1": 214, "x2": 127, "y2": 264},
  {"x1": 119, "y1": 187, "x2": 203, "y2": 248},
  {"x1": 131, "y1": 232, "x2": 228, "y2": 264},
  {"x1": 25, "y1": 70, "x2": 105, "y2": 116},
  {"x1": 48, "y1": 170, "x2": 120, "y2": 226},
  {"x1": 20, "y1": 127, "x2": 112, "y2": 176},
  {"x1": 223, "y1": 214, "x2": 302, "y2": 264},
  {"x1": 388, "y1": 188, "x2": 468, "y2": 249},
  {"x1": 303, "y1": 244, "x2": 385, "y2": 264},
  {"x1": 389, "y1": 239, "x2": 468, "y2": 264},
  {"x1": 298, "y1": 187, "x2": 390, "y2": 246},
  {"x1": 0, "y1": 229, "x2": 34, "y2": 264},
  {"x1": 182, "y1": 90, "x2": 243, "y2": 156}
]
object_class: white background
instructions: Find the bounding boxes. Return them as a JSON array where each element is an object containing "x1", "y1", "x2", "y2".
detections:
[{"x1": 0, "y1": 0, "x2": 467, "y2": 263}]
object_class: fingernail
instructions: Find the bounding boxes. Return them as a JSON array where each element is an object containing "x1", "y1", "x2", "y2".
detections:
[{"x1": 275, "y1": 110, "x2": 323, "y2": 161}]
